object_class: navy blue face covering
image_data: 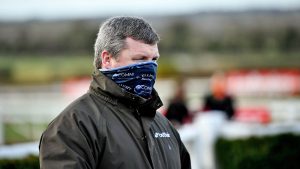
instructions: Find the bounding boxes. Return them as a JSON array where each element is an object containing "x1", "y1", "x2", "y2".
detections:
[{"x1": 100, "y1": 61, "x2": 157, "y2": 99}]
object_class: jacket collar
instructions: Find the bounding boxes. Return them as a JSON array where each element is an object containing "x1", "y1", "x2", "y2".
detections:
[{"x1": 90, "y1": 69, "x2": 163, "y2": 117}]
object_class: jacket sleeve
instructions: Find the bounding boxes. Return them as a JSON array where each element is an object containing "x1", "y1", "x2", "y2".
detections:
[
  {"x1": 169, "y1": 122, "x2": 191, "y2": 169},
  {"x1": 39, "y1": 109, "x2": 104, "y2": 169},
  {"x1": 179, "y1": 140, "x2": 191, "y2": 169}
]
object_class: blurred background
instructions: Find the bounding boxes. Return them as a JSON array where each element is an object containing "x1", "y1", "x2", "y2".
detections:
[{"x1": 0, "y1": 0, "x2": 300, "y2": 168}]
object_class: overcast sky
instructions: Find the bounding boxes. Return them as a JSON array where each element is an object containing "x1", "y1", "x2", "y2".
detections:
[{"x1": 1, "y1": 0, "x2": 300, "y2": 21}]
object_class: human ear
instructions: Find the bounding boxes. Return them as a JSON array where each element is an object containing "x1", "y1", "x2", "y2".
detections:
[{"x1": 101, "y1": 50, "x2": 113, "y2": 69}]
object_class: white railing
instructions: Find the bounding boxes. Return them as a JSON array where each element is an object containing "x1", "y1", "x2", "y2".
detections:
[
  {"x1": 178, "y1": 112, "x2": 300, "y2": 169},
  {"x1": 0, "y1": 141, "x2": 39, "y2": 159}
]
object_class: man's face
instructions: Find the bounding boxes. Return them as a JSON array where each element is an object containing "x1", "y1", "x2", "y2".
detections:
[{"x1": 102, "y1": 37, "x2": 159, "y2": 69}]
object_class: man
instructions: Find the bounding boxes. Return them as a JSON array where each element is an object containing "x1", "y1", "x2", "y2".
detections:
[
  {"x1": 165, "y1": 80, "x2": 190, "y2": 127},
  {"x1": 202, "y1": 72, "x2": 235, "y2": 120},
  {"x1": 39, "y1": 16, "x2": 191, "y2": 169}
]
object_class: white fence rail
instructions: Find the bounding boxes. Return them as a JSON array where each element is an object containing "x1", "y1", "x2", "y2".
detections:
[{"x1": 179, "y1": 112, "x2": 300, "y2": 169}]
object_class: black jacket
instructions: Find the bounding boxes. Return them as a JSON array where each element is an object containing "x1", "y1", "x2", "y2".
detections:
[
  {"x1": 203, "y1": 94, "x2": 235, "y2": 119},
  {"x1": 39, "y1": 70, "x2": 191, "y2": 169}
]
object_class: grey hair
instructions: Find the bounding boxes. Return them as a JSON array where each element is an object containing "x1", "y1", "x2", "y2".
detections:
[{"x1": 93, "y1": 16, "x2": 160, "y2": 68}]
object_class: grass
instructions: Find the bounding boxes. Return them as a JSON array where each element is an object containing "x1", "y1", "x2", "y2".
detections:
[
  {"x1": 0, "y1": 51, "x2": 299, "y2": 84},
  {"x1": 4, "y1": 122, "x2": 48, "y2": 144},
  {"x1": 0, "y1": 54, "x2": 93, "y2": 84},
  {"x1": 0, "y1": 54, "x2": 181, "y2": 84}
]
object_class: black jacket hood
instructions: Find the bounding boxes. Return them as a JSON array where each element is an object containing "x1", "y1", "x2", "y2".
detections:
[{"x1": 90, "y1": 69, "x2": 163, "y2": 117}]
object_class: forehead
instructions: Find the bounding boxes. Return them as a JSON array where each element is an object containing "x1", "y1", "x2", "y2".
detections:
[{"x1": 124, "y1": 37, "x2": 159, "y2": 55}]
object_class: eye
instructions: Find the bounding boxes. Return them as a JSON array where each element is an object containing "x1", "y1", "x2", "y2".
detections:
[
  {"x1": 133, "y1": 58, "x2": 144, "y2": 62},
  {"x1": 133, "y1": 57, "x2": 147, "y2": 62}
]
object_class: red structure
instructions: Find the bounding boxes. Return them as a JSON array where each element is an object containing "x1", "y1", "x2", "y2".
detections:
[{"x1": 226, "y1": 69, "x2": 300, "y2": 96}]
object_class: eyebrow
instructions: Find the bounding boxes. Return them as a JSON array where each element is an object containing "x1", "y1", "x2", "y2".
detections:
[{"x1": 132, "y1": 53, "x2": 160, "y2": 59}]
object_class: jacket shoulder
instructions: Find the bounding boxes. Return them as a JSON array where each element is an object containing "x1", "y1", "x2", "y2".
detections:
[
  {"x1": 44, "y1": 93, "x2": 109, "y2": 140},
  {"x1": 40, "y1": 93, "x2": 107, "y2": 169},
  {"x1": 153, "y1": 112, "x2": 179, "y2": 135},
  {"x1": 154, "y1": 112, "x2": 170, "y2": 124},
  {"x1": 58, "y1": 92, "x2": 110, "y2": 119}
]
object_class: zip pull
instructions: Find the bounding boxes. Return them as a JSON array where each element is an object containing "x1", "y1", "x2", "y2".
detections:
[
  {"x1": 136, "y1": 109, "x2": 141, "y2": 117},
  {"x1": 135, "y1": 109, "x2": 154, "y2": 169},
  {"x1": 141, "y1": 135, "x2": 147, "y2": 141},
  {"x1": 136, "y1": 109, "x2": 146, "y2": 141}
]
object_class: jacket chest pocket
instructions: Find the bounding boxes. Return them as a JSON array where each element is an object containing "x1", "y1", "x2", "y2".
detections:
[
  {"x1": 150, "y1": 133, "x2": 181, "y2": 169},
  {"x1": 100, "y1": 134, "x2": 152, "y2": 169}
]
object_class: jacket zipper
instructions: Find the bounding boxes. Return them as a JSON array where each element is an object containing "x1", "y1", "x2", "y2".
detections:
[{"x1": 136, "y1": 109, "x2": 154, "y2": 169}]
